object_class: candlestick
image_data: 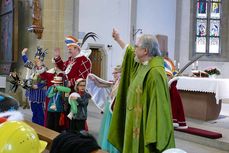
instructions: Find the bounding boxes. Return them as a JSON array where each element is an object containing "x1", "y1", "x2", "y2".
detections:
[
  {"x1": 196, "y1": 61, "x2": 199, "y2": 70},
  {"x1": 177, "y1": 62, "x2": 180, "y2": 70},
  {"x1": 192, "y1": 63, "x2": 195, "y2": 70}
]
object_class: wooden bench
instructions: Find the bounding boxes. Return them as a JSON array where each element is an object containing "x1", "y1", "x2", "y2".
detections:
[{"x1": 24, "y1": 120, "x2": 60, "y2": 150}]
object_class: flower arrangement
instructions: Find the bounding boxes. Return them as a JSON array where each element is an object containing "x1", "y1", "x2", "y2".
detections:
[
  {"x1": 192, "y1": 70, "x2": 209, "y2": 77},
  {"x1": 204, "y1": 67, "x2": 221, "y2": 75}
]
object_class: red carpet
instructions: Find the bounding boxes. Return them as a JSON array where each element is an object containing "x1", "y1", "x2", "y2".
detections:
[{"x1": 175, "y1": 126, "x2": 222, "y2": 139}]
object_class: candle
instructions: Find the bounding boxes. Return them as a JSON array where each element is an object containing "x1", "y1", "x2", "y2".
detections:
[
  {"x1": 196, "y1": 61, "x2": 199, "y2": 70},
  {"x1": 177, "y1": 62, "x2": 180, "y2": 70},
  {"x1": 174, "y1": 60, "x2": 176, "y2": 67},
  {"x1": 192, "y1": 63, "x2": 195, "y2": 69}
]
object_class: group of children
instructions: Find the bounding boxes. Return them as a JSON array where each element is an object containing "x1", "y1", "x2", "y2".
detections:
[{"x1": 46, "y1": 76, "x2": 91, "y2": 132}]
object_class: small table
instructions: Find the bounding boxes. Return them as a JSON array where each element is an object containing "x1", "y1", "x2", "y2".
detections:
[{"x1": 176, "y1": 76, "x2": 229, "y2": 121}]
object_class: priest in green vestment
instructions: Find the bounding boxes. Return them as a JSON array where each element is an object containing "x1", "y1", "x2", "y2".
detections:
[{"x1": 108, "y1": 29, "x2": 175, "y2": 153}]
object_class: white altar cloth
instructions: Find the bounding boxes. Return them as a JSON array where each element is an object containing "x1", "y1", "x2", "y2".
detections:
[{"x1": 176, "y1": 76, "x2": 229, "y2": 104}]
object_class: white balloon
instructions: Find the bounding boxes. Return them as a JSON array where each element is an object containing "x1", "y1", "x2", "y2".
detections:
[{"x1": 163, "y1": 148, "x2": 187, "y2": 153}]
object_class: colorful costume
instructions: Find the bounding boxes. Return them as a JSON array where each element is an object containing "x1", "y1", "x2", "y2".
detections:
[
  {"x1": 108, "y1": 45, "x2": 175, "y2": 153},
  {"x1": 86, "y1": 73, "x2": 120, "y2": 153},
  {"x1": 54, "y1": 35, "x2": 92, "y2": 90},
  {"x1": 54, "y1": 55, "x2": 91, "y2": 90},
  {"x1": 22, "y1": 47, "x2": 47, "y2": 126},
  {"x1": 54, "y1": 36, "x2": 92, "y2": 130}
]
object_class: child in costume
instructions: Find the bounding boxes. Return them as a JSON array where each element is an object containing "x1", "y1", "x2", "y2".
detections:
[
  {"x1": 86, "y1": 65, "x2": 121, "y2": 153},
  {"x1": 46, "y1": 76, "x2": 71, "y2": 132},
  {"x1": 68, "y1": 78, "x2": 91, "y2": 132},
  {"x1": 21, "y1": 47, "x2": 47, "y2": 126}
]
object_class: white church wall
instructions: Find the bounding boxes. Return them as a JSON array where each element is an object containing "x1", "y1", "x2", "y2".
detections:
[
  {"x1": 136, "y1": 0, "x2": 177, "y2": 59},
  {"x1": 78, "y1": 0, "x2": 131, "y2": 80},
  {"x1": 78, "y1": 0, "x2": 177, "y2": 79}
]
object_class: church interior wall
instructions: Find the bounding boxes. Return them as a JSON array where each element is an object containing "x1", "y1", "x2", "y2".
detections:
[
  {"x1": 136, "y1": 0, "x2": 177, "y2": 60},
  {"x1": 78, "y1": 0, "x2": 177, "y2": 80}
]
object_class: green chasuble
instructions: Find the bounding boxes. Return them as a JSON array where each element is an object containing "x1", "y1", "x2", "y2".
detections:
[{"x1": 108, "y1": 45, "x2": 175, "y2": 153}]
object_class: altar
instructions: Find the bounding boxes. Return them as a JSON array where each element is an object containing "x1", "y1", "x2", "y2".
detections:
[{"x1": 176, "y1": 76, "x2": 229, "y2": 121}]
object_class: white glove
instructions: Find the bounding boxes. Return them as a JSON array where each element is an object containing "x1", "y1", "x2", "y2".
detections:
[{"x1": 67, "y1": 112, "x2": 73, "y2": 120}]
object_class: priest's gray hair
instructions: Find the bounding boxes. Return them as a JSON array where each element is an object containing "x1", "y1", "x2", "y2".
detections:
[{"x1": 139, "y1": 34, "x2": 161, "y2": 57}]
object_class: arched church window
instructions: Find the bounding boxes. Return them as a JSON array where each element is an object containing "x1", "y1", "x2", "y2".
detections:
[{"x1": 194, "y1": 0, "x2": 221, "y2": 54}]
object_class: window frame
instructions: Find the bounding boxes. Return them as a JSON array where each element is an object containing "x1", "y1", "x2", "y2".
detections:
[{"x1": 189, "y1": 0, "x2": 229, "y2": 62}]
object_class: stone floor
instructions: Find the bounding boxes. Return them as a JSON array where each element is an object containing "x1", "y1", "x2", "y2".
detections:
[{"x1": 21, "y1": 102, "x2": 229, "y2": 153}]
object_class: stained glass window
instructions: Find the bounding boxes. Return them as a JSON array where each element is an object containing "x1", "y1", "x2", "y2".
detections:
[
  {"x1": 195, "y1": 0, "x2": 221, "y2": 54},
  {"x1": 196, "y1": 37, "x2": 206, "y2": 53},
  {"x1": 196, "y1": 20, "x2": 207, "y2": 36}
]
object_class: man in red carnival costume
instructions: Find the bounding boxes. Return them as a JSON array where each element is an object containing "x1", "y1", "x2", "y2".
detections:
[
  {"x1": 53, "y1": 36, "x2": 92, "y2": 91},
  {"x1": 53, "y1": 36, "x2": 92, "y2": 130}
]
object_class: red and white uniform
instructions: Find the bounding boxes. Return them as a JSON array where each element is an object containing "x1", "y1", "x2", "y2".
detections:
[{"x1": 54, "y1": 54, "x2": 92, "y2": 90}]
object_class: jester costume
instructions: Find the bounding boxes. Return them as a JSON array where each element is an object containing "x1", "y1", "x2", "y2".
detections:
[
  {"x1": 108, "y1": 45, "x2": 175, "y2": 153},
  {"x1": 22, "y1": 48, "x2": 47, "y2": 126}
]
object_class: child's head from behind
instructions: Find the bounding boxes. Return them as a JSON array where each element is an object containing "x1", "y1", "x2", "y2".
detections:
[
  {"x1": 75, "y1": 78, "x2": 86, "y2": 93},
  {"x1": 50, "y1": 131, "x2": 105, "y2": 153}
]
